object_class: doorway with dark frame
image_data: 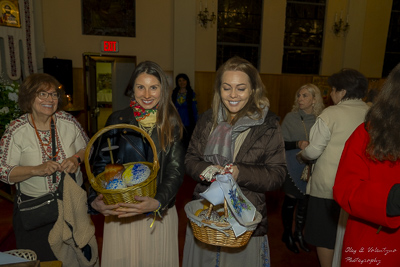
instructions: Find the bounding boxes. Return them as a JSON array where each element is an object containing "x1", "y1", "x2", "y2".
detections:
[{"x1": 83, "y1": 54, "x2": 136, "y2": 136}]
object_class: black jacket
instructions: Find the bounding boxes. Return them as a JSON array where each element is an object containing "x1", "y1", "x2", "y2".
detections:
[{"x1": 88, "y1": 107, "x2": 185, "y2": 215}]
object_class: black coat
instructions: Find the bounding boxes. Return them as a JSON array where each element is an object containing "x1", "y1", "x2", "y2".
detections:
[{"x1": 88, "y1": 107, "x2": 185, "y2": 214}]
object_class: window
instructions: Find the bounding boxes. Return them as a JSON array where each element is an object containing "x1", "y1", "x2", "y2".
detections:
[
  {"x1": 282, "y1": 0, "x2": 326, "y2": 74},
  {"x1": 382, "y1": 0, "x2": 400, "y2": 77},
  {"x1": 216, "y1": 0, "x2": 263, "y2": 69}
]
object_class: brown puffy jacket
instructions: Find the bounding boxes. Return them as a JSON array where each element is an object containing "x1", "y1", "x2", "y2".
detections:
[{"x1": 185, "y1": 109, "x2": 287, "y2": 236}]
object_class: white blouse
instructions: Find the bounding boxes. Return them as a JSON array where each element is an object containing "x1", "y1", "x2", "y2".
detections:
[{"x1": 0, "y1": 111, "x2": 89, "y2": 197}]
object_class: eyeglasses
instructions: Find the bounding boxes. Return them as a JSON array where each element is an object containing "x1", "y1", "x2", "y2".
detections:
[{"x1": 37, "y1": 91, "x2": 60, "y2": 100}]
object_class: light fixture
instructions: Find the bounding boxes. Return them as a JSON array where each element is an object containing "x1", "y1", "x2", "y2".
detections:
[
  {"x1": 198, "y1": 1, "x2": 216, "y2": 29},
  {"x1": 333, "y1": 11, "x2": 350, "y2": 36}
]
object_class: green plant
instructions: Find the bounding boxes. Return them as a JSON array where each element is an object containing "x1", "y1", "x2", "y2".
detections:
[{"x1": 0, "y1": 78, "x2": 21, "y2": 136}]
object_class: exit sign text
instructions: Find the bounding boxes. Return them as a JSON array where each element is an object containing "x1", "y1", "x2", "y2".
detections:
[{"x1": 101, "y1": 41, "x2": 119, "y2": 53}]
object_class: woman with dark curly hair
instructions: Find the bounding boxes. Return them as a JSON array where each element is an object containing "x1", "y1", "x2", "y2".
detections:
[{"x1": 333, "y1": 63, "x2": 400, "y2": 266}]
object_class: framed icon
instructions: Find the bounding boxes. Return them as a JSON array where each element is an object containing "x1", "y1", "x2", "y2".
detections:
[
  {"x1": 0, "y1": 0, "x2": 21, "y2": 28},
  {"x1": 82, "y1": 0, "x2": 136, "y2": 37}
]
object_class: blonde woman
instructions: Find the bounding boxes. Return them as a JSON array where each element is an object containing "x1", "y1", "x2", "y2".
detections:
[
  {"x1": 280, "y1": 84, "x2": 324, "y2": 253},
  {"x1": 183, "y1": 57, "x2": 286, "y2": 267}
]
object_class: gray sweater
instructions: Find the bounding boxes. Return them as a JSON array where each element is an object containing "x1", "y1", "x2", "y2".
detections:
[{"x1": 281, "y1": 109, "x2": 316, "y2": 145}]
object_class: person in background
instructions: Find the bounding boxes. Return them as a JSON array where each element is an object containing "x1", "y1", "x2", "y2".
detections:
[
  {"x1": 88, "y1": 61, "x2": 185, "y2": 267},
  {"x1": 0, "y1": 73, "x2": 90, "y2": 261},
  {"x1": 299, "y1": 69, "x2": 369, "y2": 267},
  {"x1": 183, "y1": 56, "x2": 286, "y2": 267},
  {"x1": 172, "y1": 73, "x2": 198, "y2": 150},
  {"x1": 280, "y1": 84, "x2": 324, "y2": 253},
  {"x1": 333, "y1": 62, "x2": 400, "y2": 266}
]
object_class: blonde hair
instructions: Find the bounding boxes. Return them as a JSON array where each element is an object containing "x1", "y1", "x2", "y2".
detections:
[
  {"x1": 291, "y1": 83, "x2": 324, "y2": 116},
  {"x1": 211, "y1": 57, "x2": 269, "y2": 127}
]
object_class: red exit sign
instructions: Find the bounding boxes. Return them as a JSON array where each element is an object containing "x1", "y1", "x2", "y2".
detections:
[{"x1": 101, "y1": 41, "x2": 119, "y2": 52}]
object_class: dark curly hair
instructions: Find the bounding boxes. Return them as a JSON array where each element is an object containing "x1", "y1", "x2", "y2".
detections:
[
  {"x1": 365, "y1": 63, "x2": 400, "y2": 161},
  {"x1": 328, "y1": 68, "x2": 368, "y2": 100}
]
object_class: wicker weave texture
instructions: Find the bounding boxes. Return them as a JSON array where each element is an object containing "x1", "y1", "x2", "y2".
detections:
[
  {"x1": 4, "y1": 249, "x2": 37, "y2": 260},
  {"x1": 185, "y1": 199, "x2": 261, "y2": 248},
  {"x1": 189, "y1": 221, "x2": 253, "y2": 248},
  {"x1": 85, "y1": 124, "x2": 159, "y2": 205}
]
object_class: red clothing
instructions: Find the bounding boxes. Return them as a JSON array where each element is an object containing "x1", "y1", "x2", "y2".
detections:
[{"x1": 333, "y1": 123, "x2": 400, "y2": 266}]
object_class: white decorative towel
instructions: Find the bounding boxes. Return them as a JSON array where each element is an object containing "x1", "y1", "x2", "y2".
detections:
[{"x1": 199, "y1": 173, "x2": 256, "y2": 237}]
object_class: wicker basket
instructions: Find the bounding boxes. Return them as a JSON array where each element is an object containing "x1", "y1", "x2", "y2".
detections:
[
  {"x1": 185, "y1": 199, "x2": 262, "y2": 248},
  {"x1": 4, "y1": 249, "x2": 37, "y2": 261},
  {"x1": 85, "y1": 124, "x2": 159, "y2": 205}
]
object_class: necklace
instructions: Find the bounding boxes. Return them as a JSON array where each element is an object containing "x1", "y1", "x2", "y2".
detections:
[
  {"x1": 300, "y1": 115, "x2": 309, "y2": 141},
  {"x1": 31, "y1": 114, "x2": 59, "y2": 159}
]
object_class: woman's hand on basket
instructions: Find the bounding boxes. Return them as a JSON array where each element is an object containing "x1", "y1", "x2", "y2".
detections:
[
  {"x1": 91, "y1": 194, "x2": 125, "y2": 216},
  {"x1": 116, "y1": 196, "x2": 160, "y2": 218}
]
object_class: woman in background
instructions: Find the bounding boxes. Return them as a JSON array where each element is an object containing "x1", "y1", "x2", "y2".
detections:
[
  {"x1": 172, "y1": 73, "x2": 198, "y2": 149},
  {"x1": 183, "y1": 57, "x2": 286, "y2": 266},
  {"x1": 89, "y1": 61, "x2": 185, "y2": 267},
  {"x1": 333, "y1": 63, "x2": 400, "y2": 266},
  {"x1": 299, "y1": 69, "x2": 369, "y2": 267},
  {"x1": 280, "y1": 84, "x2": 324, "y2": 253}
]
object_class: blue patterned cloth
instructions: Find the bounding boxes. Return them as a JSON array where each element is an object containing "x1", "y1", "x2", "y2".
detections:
[
  {"x1": 285, "y1": 149, "x2": 307, "y2": 194},
  {"x1": 199, "y1": 173, "x2": 256, "y2": 237}
]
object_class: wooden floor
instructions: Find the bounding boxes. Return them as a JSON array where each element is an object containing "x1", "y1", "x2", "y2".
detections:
[{"x1": 0, "y1": 176, "x2": 320, "y2": 267}]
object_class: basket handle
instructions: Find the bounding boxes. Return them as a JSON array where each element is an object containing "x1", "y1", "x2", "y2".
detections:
[
  {"x1": 84, "y1": 124, "x2": 160, "y2": 178},
  {"x1": 206, "y1": 199, "x2": 228, "y2": 219}
]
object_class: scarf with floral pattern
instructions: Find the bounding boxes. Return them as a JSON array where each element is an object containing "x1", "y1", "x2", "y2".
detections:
[{"x1": 130, "y1": 99, "x2": 158, "y2": 134}]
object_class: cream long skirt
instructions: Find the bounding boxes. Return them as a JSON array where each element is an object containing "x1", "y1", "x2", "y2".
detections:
[{"x1": 101, "y1": 206, "x2": 179, "y2": 267}]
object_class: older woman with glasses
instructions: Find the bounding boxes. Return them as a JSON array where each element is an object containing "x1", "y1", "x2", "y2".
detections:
[{"x1": 0, "y1": 73, "x2": 90, "y2": 262}]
